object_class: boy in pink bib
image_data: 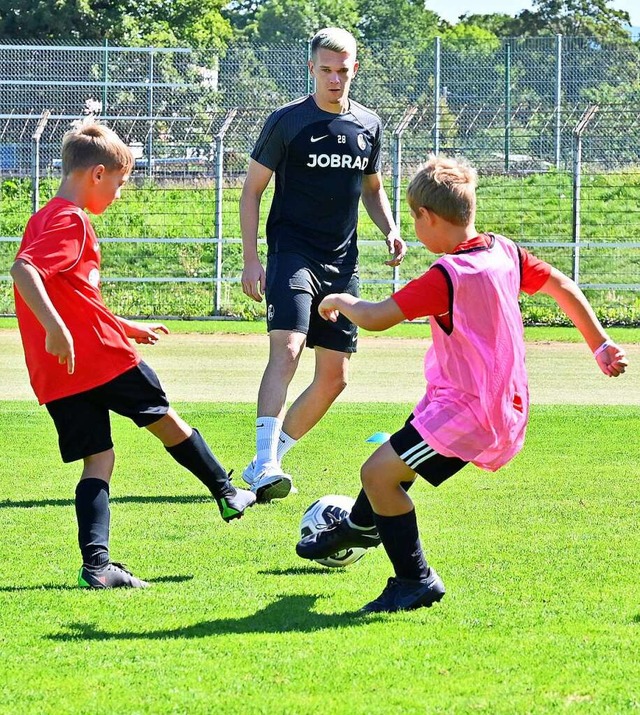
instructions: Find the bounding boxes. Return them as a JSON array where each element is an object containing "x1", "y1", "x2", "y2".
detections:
[{"x1": 296, "y1": 155, "x2": 627, "y2": 613}]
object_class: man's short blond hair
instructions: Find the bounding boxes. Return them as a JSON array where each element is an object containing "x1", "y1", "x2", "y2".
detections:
[
  {"x1": 61, "y1": 119, "x2": 133, "y2": 177},
  {"x1": 311, "y1": 27, "x2": 357, "y2": 59},
  {"x1": 407, "y1": 155, "x2": 478, "y2": 227}
]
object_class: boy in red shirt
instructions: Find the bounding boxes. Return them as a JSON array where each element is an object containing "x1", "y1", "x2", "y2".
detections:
[
  {"x1": 11, "y1": 119, "x2": 255, "y2": 589},
  {"x1": 296, "y1": 155, "x2": 628, "y2": 612}
]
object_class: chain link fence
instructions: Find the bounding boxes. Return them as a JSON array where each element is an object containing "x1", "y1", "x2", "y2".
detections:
[{"x1": 1, "y1": 37, "x2": 639, "y2": 323}]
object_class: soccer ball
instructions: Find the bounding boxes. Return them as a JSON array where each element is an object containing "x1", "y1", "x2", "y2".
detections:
[{"x1": 299, "y1": 494, "x2": 367, "y2": 568}]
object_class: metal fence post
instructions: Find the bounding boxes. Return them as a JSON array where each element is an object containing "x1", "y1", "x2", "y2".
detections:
[
  {"x1": 306, "y1": 40, "x2": 313, "y2": 95},
  {"x1": 433, "y1": 37, "x2": 441, "y2": 155},
  {"x1": 554, "y1": 34, "x2": 563, "y2": 169},
  {"x1": 392, "y1": 107, "x2": 417, "y2": 290},
  {"x1": 504, "y1": 41, "x2": 511, "y2": 172},
  {"x1": 572, "y1": 105, "x2": 598, "y2": 284},
  {"x1": 102, "y1": 39, "x2": 109, "y2": 114},
  {"x1": 147, "y1": 50, "x2": 154, "y2": 178},
  {"x1": 31, "y1": 110, "x2": 51, "y2": 214},
  {"x1": 213, "y1": 108, "x2": 238, "y2": 315}
]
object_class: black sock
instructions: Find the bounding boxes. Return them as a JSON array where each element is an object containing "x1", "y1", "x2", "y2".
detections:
[
  {"x1": 349, "y1": 482, "x2": 414, "y2": 528},
  {"x1": 373, "y1": 508, "x2": 429, "y2": 582},
  {"x1": 75, "y1": 478, "x2": 110, "y2": 567},
  {"x1": 166, "y1": 428, "x2": 232, "y2": 498}
]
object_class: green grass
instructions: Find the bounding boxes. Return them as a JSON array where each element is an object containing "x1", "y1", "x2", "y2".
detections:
[
  {"x1": 1, "y1": 315, "x2": 640, "y2": 343},
  {"x1": 1, "y1": 400, "x2": 639, "y2": 714}
]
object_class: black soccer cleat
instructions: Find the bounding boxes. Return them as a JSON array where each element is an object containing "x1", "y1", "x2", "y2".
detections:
[
  {"x1": 296, "y1": 517, "x2": 381, "y2": 560},
  {"x1": 360, "y1": 569, "x2": 446, "y2": 613},
  {"x1": 78, "y1": 562, "x2": 149, "y2": 589},
  {"x1": 216, "y1": 486, "x2": 257, "y2": 522}
]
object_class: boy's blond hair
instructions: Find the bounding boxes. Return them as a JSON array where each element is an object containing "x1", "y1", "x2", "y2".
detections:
[
  {"x1": 61, "y1": 119, "x2": 133, "y2": 177},
  {"x1": 407, "y1": 155, "x2": 477, "y2": 227},
  {"x1": 311, "y1": 27, "x2": 357, "y2": 59}
]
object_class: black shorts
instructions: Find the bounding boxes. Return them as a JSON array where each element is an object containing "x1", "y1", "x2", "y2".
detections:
[
  {"x1": 389, "y1": 413, "x2": 468, "y2": 486},
  {"x1": 45, "y1": 361, "x2": 170, "y2": 463},
  {"x1": 265, "y1": 252, "x2": 359, "y2": 353}
]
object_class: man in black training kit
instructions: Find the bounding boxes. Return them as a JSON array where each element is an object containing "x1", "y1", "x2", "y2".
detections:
[{"x1": 240, "y1": 27, "x2": 406, "y2": 502}]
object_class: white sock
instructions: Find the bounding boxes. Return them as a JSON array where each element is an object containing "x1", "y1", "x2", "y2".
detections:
[
  {"x1": 276, "y1": 430, "x2": 297, "y2": 463},
  {"x1": 255, "y1": 416, "x2": 282, "y2": 476}
]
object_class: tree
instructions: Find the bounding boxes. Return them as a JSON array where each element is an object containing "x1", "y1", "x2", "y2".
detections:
[
  {"x1": 0, "y1": 0, "x2": 232, "y2": 50},
  {"x1": 357, "y1": 0, "x2": 440, "y2": 47},
  {"x1": 516, "y1": 0, "x2": 632, "y2": 41},
  {"x1": 456, "y1": 13, "x2": 523, "y2": 37},
  {"x1": 252, "y1": 0, "x2": 360, "y2": 43},
  {"x1": 440, "y1": 24, "x2": 501, "y2": 53}
]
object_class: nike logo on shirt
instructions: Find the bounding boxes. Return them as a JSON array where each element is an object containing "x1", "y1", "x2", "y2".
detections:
[{"x1": 310, "y1": 135, "x2": 329, "y2": 143}]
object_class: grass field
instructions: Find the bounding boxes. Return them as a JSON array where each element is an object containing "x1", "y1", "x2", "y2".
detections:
[{"x1": 0, "y1": 325, "x2": 638, "y2": 714}]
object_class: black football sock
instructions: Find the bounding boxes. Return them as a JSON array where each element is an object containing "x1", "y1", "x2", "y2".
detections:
[
  {"x1": 373, "y1": 508, "x2": 429, "y2": 582},
  {"x1": 349, "y1": 481, "x2": 414, "y2": 528},
  {"x1": 166, "y1": 428, "x2": 233, "y2": 498},
  {"x1": 75, "y1": 478, "x2": 110, "y2": 568}
]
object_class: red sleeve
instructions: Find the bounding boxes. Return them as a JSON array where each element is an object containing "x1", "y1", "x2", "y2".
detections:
[
  {"x1": 391, "y1": 265, "x2": 450, "y2": 320},
  {"x1": 518, "y1": 246, "x2": 552, "y2": 295},
  {"x1": 17, "y1": 211, "x2": 86, "y2": 280}
]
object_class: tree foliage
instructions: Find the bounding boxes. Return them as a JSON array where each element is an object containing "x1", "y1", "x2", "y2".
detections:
[
  {"x1": 0, "y1": 0, "x2": 232, "y2": 49},
  {"x1": 515, "y1": 0, "x2": 632, "y2": 41},
  {"x1": 2, "y1": 0, "x2": 634, "y2": 49},
  {"x1": 252, "y1": 0, "x2": 360, "y2": 42}
]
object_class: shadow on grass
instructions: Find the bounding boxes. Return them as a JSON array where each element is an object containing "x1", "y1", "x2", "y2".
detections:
[
  {"x1": 0, "y1": 495, "x2": 209, "y2": 509},
  {"x1": 259, "y1": 566, "x2": 344, "y2": 576},
  {"x1": 0, "y1": 575, "x2": 193, "y2": 592},
  {"x1": 48, "y1": 594, "x2": 370, "y2": 641},
  {"x1": 0, "y1": 584, "x2": 80, "y2": 592}
]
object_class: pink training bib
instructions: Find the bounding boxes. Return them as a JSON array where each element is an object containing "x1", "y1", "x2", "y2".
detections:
[{"x1": 411, "y1": 235, "x2": 529, "y2": 471}]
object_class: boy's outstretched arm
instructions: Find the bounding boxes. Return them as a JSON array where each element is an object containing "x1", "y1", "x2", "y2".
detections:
[
  {"x1": 10, "y1": 259, "x2": 75, "y2": 374},
  {"x1": 319, "y1": 293, "x2": 405, "y2": 331},
  {"x1": 539, "y1": 267, "x2": 627, "y2": 377},
  {"x1": 118, "y1": 317, "x2": 169, "y2": 345}
]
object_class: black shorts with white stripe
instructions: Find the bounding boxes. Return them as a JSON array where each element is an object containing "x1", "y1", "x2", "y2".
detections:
[{"x1": 389, "y1": 414, "x2": 468, "y2": 486}]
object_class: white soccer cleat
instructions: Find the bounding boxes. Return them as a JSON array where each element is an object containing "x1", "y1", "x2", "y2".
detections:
[
  {"x1": 251, "y1": 469, "x2": 293, "y2": 502},
  {"x1": 242, "y1": 458, "x2": 257, "y2": 486},
  {"x1": 244, "y1": 458, "x2": 297, "y2": 495}
]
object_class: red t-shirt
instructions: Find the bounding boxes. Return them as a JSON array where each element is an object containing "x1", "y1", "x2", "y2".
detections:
[
  {"x1": 392, "y1": 233, "x2": 552, "y2": 330},
  {"x1": 14, "y1": 197, "x2": 139, "y2": 404}
]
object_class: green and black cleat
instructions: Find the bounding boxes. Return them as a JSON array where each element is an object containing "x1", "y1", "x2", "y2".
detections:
[{"x1": 217, "y1": 486, "x2": 257, "y2": 522}]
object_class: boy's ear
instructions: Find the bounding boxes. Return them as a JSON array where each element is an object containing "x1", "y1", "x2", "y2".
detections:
[
  {"x1": 91, "y1": 164, "x2": 106, "y2": 183},
  {"x1": 417, "y1": 206, "x2": 433, "y2": 222}
]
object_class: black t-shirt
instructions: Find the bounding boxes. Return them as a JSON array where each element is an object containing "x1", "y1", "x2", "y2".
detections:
[{"x1": 251, "y1": 94, "x2": 382, "y2": 267}]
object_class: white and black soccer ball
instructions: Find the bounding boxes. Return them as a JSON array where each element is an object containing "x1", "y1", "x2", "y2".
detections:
[{"x1": 299, "y1": 494, "x2": 366, "y2": 568}]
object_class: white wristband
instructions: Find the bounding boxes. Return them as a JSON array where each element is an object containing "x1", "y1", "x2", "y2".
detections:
[{"x1": 593, "y1": 340, "x2": 612, "y2": 357}]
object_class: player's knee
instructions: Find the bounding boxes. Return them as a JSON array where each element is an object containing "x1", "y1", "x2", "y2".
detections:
[
  {"x1": 323, "y1": 372, "x2": 348, "y2": 399},
  {"x1": 268, "y1": 342, "x2": 303, "y2": 377},
  {"x1": 360, "y1": 461, "x2": 377, "y2": 492},
  {"x1": 83, "y1": 449, "x2": 115, "y2": 480}
]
